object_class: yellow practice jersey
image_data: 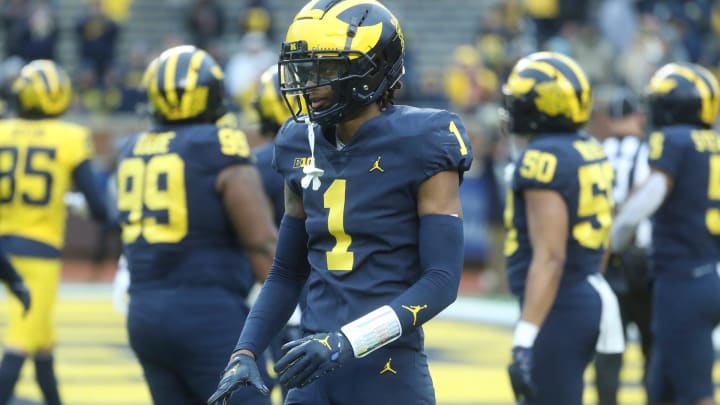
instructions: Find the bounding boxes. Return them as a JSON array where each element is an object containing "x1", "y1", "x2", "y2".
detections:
[{"x1": 0, "y1": 118, "x2": 93, "y2": 252}]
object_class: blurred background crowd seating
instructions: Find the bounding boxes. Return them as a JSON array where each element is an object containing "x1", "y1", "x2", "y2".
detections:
[{"x1": 1, "y1": 0, "x2": 718, "y2": 295}]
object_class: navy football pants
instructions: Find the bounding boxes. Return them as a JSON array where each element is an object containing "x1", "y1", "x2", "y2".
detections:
[
  {"x1": 648, "y1": 268, "x2": 720, "y2": 405},
  {"x1": 284, "y1": 345, "x2": 435, "y2": 405},
  {"x1": 127, "y1": 285, "x2": 272, "y2": 405},
  {"x1": 520, "y1": 278, "x2": 602, "y2": 405}
]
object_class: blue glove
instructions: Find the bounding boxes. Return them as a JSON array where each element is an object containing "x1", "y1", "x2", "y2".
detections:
[
  {"x1": 7, "y1": 280, "x2": 30, "y2": 316},
  {"x1": 274, "y1": 331, "x2": 353, "y2": 388},
  {"x1": 508, "y1": 346, "x2": 535, "y2": 404},
  {"x1": 207, "y1": 353, "x2": 269, "y2": 404}
]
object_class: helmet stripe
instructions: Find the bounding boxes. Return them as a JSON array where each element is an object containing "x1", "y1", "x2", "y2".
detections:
[
  {"x1": 523, "y1": 60, "x2": 584, "y2": 122},
  {"x1": 42, "y1": 61, "x2": 59, "y2": 95},
  {"x1": 671, "y1": 65, "x2": 713, "y2": 125},
  {"x1": 163, "y1": 51, "x2": 181, "y2": 107},
  {"x1": 550, "y1": 53, "x2": 591, "y2": 116},
  {"x1": 695, "y1": 65, "x2": 720, "y2": 125}
]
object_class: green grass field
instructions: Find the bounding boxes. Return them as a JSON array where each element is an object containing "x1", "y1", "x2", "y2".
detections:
[{"x1": 0, "y1": 286, "x2": 716, "y2": 405}]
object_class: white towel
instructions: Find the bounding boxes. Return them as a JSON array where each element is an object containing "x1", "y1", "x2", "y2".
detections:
[{"x1": 587, "y1": 273, "x2": 625, "y2": 354}]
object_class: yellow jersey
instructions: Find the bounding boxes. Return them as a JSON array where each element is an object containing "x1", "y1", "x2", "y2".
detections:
[{"x1": 0, "y1": 118, "x2": 93, "y2": 253}]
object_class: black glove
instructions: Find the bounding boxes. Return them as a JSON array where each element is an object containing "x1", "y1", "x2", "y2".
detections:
[
  {"x1": 7, "y1": 280, "x2": 30, "y2": 315},
  {"x1": 274, "y1": 331, "x2": 354, "y2": 389},
  {"x1": 207, "y1": 353, "x2": 269, "y2": 404},
  {"x1": 508, "y1": 346, "x2": 535, "y2": 404}
]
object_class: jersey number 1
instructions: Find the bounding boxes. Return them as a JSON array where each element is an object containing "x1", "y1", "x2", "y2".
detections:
[{"x1": 324, "y1": 179, "x2": 354, "y2": 271}]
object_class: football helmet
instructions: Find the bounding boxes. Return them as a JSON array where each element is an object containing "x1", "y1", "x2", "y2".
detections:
[
  {"x1": 646, "y1": 62, "x2": 720, "y2": 128},
  {"x1": 11, "y1": 60, "x2": 72, "y2": 118},
  {"x1": 144, "y1": 45, "x2": 226, "y2": 124},
  {"x1": 252, "y1": 65, "x2": 304, "y2": 136},
  {"x1": 279, "y1": 0, "x2": 405, "y2": 126},
  {"x1": 501, "y1": 52, "x2": 592, "y2": 134}
]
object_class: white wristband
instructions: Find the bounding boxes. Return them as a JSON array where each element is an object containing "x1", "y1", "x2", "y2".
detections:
[
  {"x1": 512, "y1": 320, "x2": 539, "y2": 348},
  {"x1": 340, "y1": 305, "x2": 402, "y2": 358}
]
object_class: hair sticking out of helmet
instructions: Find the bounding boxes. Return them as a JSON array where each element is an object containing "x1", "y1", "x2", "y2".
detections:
[
  {"x1": 144, "y1": 45, "x2": 227, "y2": 125},
  {"x1": 11, "y1": 60, "x2": 72, "y2": 119},
  {"x1": 645, "y1": 62, "x2": 720, "y2": 128},
  {"x1": 278, "y1": 0, "x2": 405, "y2": 126},
  {"x1": 501, "y1": 51, "x2": 592, "y2": 135}
]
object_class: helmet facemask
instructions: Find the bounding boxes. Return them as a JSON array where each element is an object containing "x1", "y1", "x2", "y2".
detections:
[{"x1": 280, "y1": 40, "x2": 389, "y2": 126}]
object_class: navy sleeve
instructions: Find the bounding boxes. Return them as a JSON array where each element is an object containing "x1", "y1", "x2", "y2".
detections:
[
  {"x1": 73, "y1": 160, "x2": 108, "y2": 224},
  {"x1": 418, "y1": 110, "x2": 473, "y2": 183},
  {"x1": 389, "y1": 214, "x2": 464, "y2": 333},
  {"x1": 235, "y1": 215, "x2": 310, "y2": 355}
]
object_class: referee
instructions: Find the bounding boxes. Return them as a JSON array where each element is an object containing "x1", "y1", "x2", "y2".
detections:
[{"x1": 595, "y1": 88, "x2": 654, "y2": 405}]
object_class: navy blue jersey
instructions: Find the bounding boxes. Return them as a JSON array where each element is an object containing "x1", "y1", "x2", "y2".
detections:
[
  {"x1": 253, "y1": 142, "x2": 284, "y2": 225},
  {"x1": 647, "y1": 125, "x2": 720, "y2": 278},
  {"x1": 116, "y1": 123, "x2": 255, "y2": 294},
  {"x1": 273, "y1": 105, "x2": 472, "y2": 347},
  {"x1": 505, "y1": 133, "x2": 614, "y2": 295}
]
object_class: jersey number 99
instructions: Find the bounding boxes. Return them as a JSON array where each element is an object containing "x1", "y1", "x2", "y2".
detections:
[{"x1": 117, "y1": 154, "x2": 188, "y2": 244}]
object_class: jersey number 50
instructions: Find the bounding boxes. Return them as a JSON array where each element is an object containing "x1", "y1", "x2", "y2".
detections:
[{"x1": 117, "y1": 154, "x2": 188, "y2": 244}]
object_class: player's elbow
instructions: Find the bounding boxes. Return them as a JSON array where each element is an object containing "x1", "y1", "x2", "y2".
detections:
[{"x1": 532, "y1": 249, "x2": 566, "y2": 275}]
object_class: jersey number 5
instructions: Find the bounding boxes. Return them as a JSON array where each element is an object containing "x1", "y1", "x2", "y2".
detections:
[
  {"x1": 573, "y1": 162, "x2": 614, "y2": 248},
  {"x1": 117, "y1": 154, "x2": 188, "y2": 244},
  {"x1": 707, "y1": 155, "x2": 720, "y2": 234}
]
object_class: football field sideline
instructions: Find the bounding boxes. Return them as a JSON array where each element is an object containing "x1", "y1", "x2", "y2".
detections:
[{"x1": 0, "y1": 284, "x2": 717, "y2": 405}]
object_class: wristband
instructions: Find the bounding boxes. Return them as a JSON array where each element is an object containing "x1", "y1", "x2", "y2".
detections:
[
  {"x1": 340, "y1": 305, "x2": 402, "y2": 358},
  {"x1": 512, "y1": 320, "x2": 539, "y2": 348}
]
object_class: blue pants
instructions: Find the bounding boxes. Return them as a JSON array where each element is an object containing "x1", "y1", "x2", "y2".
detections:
[
  {"x1": 648, "y1": 268, "x2": 720, "y2": 405},
  {"x1": 284, "y1": 345, "x2": 435, "y2": 405},
  {"x1": 127, "y1": 285, "x2": 272, "y2": 405},
  {"x1": 520, "y1": 278, "x2": 602, "y2": 405}
]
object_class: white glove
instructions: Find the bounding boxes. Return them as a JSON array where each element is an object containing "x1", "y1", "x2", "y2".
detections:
[
  {"x1": 112, "y1": 255, "x2": 130, "y2": 315},
  {"x1": 64, "y1": 192, "x2": 89, "y2": 218}
]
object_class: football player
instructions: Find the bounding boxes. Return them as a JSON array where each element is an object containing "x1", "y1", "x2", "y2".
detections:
[
  {"x1": 0, "y1": 60, "x2": 108, "y2": 405},
  {"x1": 116, "y1": 45, "x2": 276, "y2": 405},
  {"x1": 611, "y1": 62, "x2": 720, "y2": 405},
  {"x1": 250, "y1": 65, "x2": 305, "y2": 402},
  {"x1": 208, "y1": 0, "x2": 473, "y2": 404},
  {"x1": 502, "y1": 52, "x2": 624, "y2": 405}
]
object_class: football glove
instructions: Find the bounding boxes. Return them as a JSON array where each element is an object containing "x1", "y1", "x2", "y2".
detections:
[
  {"x1": 274, "y1": 331, "x2": 353, "y2": 388},
  {"x1": 508, "y1": 346, "x2": 535, "y2": 404},
  {"x1": 7, "y1": 280, "x2": 31, "y2": 315},
  {"x1": 207, "y1": 353, "x2": 269, "y2": 404}
]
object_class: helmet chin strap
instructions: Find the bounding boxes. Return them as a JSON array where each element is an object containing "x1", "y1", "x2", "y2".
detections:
[{"x1": 300, "y1": 116, "x2": 324, "y2": 191}]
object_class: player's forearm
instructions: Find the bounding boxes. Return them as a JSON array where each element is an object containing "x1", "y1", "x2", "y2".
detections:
[
  {"x1": 247, "y1": 242, "x2": 275, "y2": 282},
  {"x1": 611, "y1": 171, "x2": 668, "y2": 252},
  {"x1": 73, "y1": 160, "x2": 108, "y2": 223},
  {"x1": 520, "y1": 257, "x2": 563, "y2": 328},
  {"x1": 389, "y1": 214, "x2": 464, "y2": 332},
  {"x1": 338, "y1": 215, "x2": 463, "y2": 359},
  {"x1": 235, "y1": 215, "x2": 309, "y2": 356}
]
